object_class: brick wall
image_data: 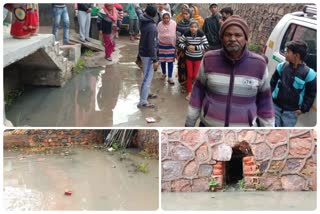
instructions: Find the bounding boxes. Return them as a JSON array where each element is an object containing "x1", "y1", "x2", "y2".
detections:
[
  {"x1": 196, "y1": 3, "x2": 305, "y2": 49},
  {"x1": 4, "y1": 130, "x2": 159, "y2": 156},
  {"x1": 3, "y1": 130, "x2": 104, "y2": 148},
  {"x1": 162, "y1": 129, "x2": 317, "y2": 192}
]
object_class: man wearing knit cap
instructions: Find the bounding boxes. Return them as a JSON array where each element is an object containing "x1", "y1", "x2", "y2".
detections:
[
  {"x1": 203, "y1": 3, "x2": 221, "y2": 50},
  {"x1": 186, "y1": 15, "x2": 275, "y2": 127}
]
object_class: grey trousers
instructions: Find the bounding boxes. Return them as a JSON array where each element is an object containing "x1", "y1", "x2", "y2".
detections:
[{"x1": 78, "y1": 10, "x2": 91, "y2": 41}]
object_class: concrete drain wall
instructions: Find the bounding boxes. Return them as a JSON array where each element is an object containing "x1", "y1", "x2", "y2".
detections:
[{"x1": 161, "y1": 129, "x2": 317, "y2": 192}]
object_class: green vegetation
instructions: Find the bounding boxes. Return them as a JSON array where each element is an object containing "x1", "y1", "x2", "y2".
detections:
[
  {"x1": 73, "y1": 58, "x2": 86, "y2": 73},
  {"x1": 111, "y1": 141, "x2": 121, "y2": 151},
  {"x1": 208, "y1": 178, "x2": 219, "y2": 188},
  {"x1": 248, "y1": 43, "x2": 262, "y2": 54},
  {"x1": 238, "y1": 179, "x2": 245, "y2": 189},
  {"x1": 137, "y1": 161, "x2": 148, "y2": 173},
  {"x1": 4, "y1": 88, "x2": 24, "y2": 108},
  {"x1": 84, "y1": 49, "x2": 94, "y2": 57},
  {"x1": 255, "y1": 184, "x2": 266, "y2": 191}
]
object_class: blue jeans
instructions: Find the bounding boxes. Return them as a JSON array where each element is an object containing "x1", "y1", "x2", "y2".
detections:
[
  {"x1": 139, "y1": 56, "x2": 154, "y2": 105},
  {"x1": 161, "y1": 62, "x2": 174, "y2": 78},
  {"x1": 274, "y1": 104, "x2": 298, "y2": 127},
  {"x1": 129, "y1": 19, "x2": 139, "y2": 35},
  {"x1": 52, "y1": 6, "x2": 70, "y2": 45}
]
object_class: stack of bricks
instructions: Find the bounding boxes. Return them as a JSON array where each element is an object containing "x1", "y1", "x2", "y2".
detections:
[
  {"x1": 243, "y1": 156, "x2": 261, "y2": 189},
  {"x1": 211, "y1": 161, "x2": 224, "y2": 189}
]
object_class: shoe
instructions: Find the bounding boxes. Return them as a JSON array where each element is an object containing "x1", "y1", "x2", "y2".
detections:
[
  {"x1": 134, "y1": 36, "x2": 140, "y2": 40},
  {"x1": 167, "y1": 78, "x2": 175, "y2": 85},
  {"x1": 85, "y1": 38, "x2": 90, "y2": 42},
  {"x1": 137, "y1": 103, "x2": 155, "y2": 108},
  {"x1": 148, "y1": 94, "x2": 158, "y2": 99},
  {"x1": 105, "y1": 56, "x2": 112, "y2": 61},
  {"x1": 80, "y1": 39, "x2": 86, "y2": 43}
]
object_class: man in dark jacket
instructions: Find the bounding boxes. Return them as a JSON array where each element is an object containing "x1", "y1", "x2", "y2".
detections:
[
  {"x1": 203, "y1": 3, "x2": 221, "y2": 50},
  {"x1": 270, "y1": 40, "x2": 317, "y2": 127},
  {"x1": 136, "y1": 5, "x2": 159, "y2": 108},
  {"x1": 77, "y1": 4, "x2": 93, "y2": 42}
]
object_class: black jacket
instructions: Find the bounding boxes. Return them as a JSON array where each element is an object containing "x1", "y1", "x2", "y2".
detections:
[
  {"x1": 203, "y1": 14, "x2": 221, "y2": 50},
  {"x1": 270, "y1": 62, "x2": 317, "y2": 113},
  {"x1": 77, "y1": 4, "x2": 93, "y2": 12},
  {"x1": 136, "y1": 7, "x2": 159, "y2": 62}
]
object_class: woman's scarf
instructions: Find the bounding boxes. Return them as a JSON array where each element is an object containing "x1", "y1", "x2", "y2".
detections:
[
  {"x1": 158, "y1": 15, "x2": 177, "y2": 47},
  {"x1": 191, "y1": 6, "x2": 204, "y2": 28},
  {"x1": 103, "y1": 4, "x2": 117, "y2": 21}
]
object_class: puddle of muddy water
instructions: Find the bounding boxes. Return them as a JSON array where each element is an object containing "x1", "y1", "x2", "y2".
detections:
[
  {"x1": 3, "y1": 146, "x2": 159, "y2": 211},
  {"x1": 162, "y1": 192, "x2": 317, "y2": 211},
  {"x1": 6, "y1": 44, "x2": 188, "y2": 127}
]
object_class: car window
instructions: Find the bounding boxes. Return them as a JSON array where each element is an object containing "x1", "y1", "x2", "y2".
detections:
[{"x1": 280, "y1": 23, "x2": 317, "y2": 72}]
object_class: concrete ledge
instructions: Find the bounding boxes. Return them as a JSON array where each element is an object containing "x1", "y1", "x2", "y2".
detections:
[{"x1": 4, "y1": 32, "x2": 55, "y2": 67}]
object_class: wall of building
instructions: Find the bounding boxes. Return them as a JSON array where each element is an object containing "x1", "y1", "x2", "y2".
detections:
[
  {"x1": 197, "y1": 3, "x2": 305, "y2": 49},
  {"x1": 161, "y1": 129, "x2": 317, "y2": 192}
]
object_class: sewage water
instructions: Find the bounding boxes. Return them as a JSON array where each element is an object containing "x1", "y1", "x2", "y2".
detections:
[
  {"x1": 162, "y1": 192, "x2": 317, "y2": 211},
  {"x1": 6, "y1": 43, "x2": 188, "y2": 127},
  {"x1": 3, "y1": 146, "x2": 159, "y2": 211}
]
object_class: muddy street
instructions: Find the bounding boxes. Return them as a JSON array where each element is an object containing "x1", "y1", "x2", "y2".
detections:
[
  {"x1": 6, "y1": 38, "x2": 188, "y2": 127},
  {"x1": 162, "y1": 192, "x2": 317, "y2": 211},
  {"x1": 3, "y1": 146, "x2": 159, "y2": 211}
]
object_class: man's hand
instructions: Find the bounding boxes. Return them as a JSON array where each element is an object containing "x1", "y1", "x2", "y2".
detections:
[
  {"x1": 153, "y1": 62, "x2": 159, "y2": 71},
  {"x1": 87, "y1": 8, "x2": 92, "y2": 13},
  {"x1": 295, "y1": 110, "x2": 303, "y2": 115}
]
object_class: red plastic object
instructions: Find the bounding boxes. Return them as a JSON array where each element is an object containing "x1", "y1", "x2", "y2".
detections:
[{"x1": 64, "y1": 190, "x2": 72, "y2": 196}]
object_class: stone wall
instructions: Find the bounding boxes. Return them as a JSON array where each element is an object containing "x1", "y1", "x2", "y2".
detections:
[
  {"x1": 3, "y1": 130, "x2": 104, "y2": 148},
  {"x1": 161, "y1": 129, "x2": 317, "y2": 192},
  {"x1": 197, "y1": 3, "x2": 305, "y2": 49}
]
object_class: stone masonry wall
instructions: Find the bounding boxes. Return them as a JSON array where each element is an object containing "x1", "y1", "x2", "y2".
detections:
[
  {"x1": 162, "y1": 129, "x2": 317, "y2": 192},
  {"x1": 3, "y1": 130, "x2": 104, "y2": 149},
  {"x1": 197, "y1": 3, "x2": 305, "y2": 49}
]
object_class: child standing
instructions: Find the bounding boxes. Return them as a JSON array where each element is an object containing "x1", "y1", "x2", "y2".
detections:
[
  {"x1": 270, "y1": 40, "x2": 317, "y2": 127},
  {"x1": 114, "y1": 3, "x2": 123, "y2": 38},
  {"x1": 178, "y1": 20, "x2": 209, "y2": 100},
  {"x1": 97, "y1": 4, "x2": 117, "y2": 61}
]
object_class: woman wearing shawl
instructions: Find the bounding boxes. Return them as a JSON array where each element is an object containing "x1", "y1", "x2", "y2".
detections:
[
  {"x1": 175, "y1": 4, "x2": 189, "y2": 23},
  {"x1": 190, "y1": 5, "x2": 204, "y2": 28},
  {"x1": 4, "y1": 3, "x2": 39, "y2": 39},
  {"x1": 176, "y1": 8, "x2": 192, "y2": 91},
  {"x1": 158, "y1": 13, "x2": 177, "y2": 84},
  {"x1": 97, "y1": 4, "x2": 117, "y2": 61}
]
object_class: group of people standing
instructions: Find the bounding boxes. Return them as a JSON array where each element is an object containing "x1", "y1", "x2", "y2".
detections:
[
  {"x1": 136, "y1": 3, "x2": 234, "y2": 108},
  {"x1": 135, "y1": 3, "x2": 316, "y2": 128}
]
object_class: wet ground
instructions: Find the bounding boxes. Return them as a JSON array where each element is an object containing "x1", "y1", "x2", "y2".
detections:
[
  {"x1": 162, "y1": 192, "x2": 317, "y2": 211},
  {"x1": 6, "y1": 37, "x2": 188, "y2": 127},
  {"x1": 3, "y1": 146, "x2": 159, "y2": 211}
]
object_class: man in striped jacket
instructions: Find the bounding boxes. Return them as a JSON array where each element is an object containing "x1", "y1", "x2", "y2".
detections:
[{"x1": 185, "y1": 15, "x2": 275, "y2": 127}]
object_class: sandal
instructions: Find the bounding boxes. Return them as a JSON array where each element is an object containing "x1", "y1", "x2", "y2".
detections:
[
  {"x1": 137, "y1": 103, "x2": 155, "y2": 108},
  {"x1": 167, "y1": 79, "x2": 175, "y2": 85},
  {"x1": 148, "y1": 94, "x2": 158, "y2": 99},
  {"x1": 161, "y1": 74, "x2": 167, "y2": 80},
  {"x1": 185, "y1": 94, "x2": 191, "y2": 101}
]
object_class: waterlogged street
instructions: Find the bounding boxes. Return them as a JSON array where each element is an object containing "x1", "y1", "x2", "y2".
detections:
[
  {"x1": 3, "y1": 146, "x2": 159, "y2": 211},
  {"x1": 6, "y1": 38, "x2": 188, "y2": 127},
  {"x1": 162, "y1": 192, "x2": 317, "y2": 211}
]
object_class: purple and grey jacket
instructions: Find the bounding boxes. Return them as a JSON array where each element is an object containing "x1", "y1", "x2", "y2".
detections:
[{"x1": 185, "y1": 48, "x2": 275, "y2": 127}]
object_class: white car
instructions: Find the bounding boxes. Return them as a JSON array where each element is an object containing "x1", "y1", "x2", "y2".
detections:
[{"x1": 264, "y1": 5, "x2": 317, "y2": 127}]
